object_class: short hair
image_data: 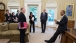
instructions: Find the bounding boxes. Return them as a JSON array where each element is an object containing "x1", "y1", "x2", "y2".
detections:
[
  {"x1": 20, "y1": 7, "x2": 24, "y2": 11},
  {"x1": 62, "y1": 10, "x2": 65, "y2": 14},
  {"x1": 11, "y1": 12, "x2": 14, "y2": 15},
  {"x1": 17, "y1": 10, "x2": 19, "y2": 12},
  {"x1": 30, "y1": 12, "x2": 33, "y2": 15},
  {"x1": 6, "y1": 10, "x2": 9, "y2": 12}
]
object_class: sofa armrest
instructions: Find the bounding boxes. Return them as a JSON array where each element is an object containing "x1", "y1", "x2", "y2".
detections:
[
  {"x1": 26, "y1": 23, "x2": 30, "y2": 33},
  {"x1": 0, "y1": 23, "x2": 2, "y2": 32},
  {"x1": 0, "y1": 26, "x2": 1, "y2": 32},
  {"x1": 0, "y1": 23, "x2": 8, "y2": 31}
]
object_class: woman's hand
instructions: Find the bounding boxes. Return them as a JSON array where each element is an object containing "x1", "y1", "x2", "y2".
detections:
[{"x1": 54, "y1": 19, "x2": 57, "y2": 23}]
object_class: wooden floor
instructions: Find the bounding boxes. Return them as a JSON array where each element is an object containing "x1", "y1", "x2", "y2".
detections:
[{"x1": 11, "y1": 28, "x2": 60, "y2": 43}]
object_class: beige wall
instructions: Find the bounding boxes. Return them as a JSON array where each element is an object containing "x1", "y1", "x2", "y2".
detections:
[
  {"x1": 42, "y1": 0, "x2": 76, "y2": 20},
  {"x1": 0, "y1": 0, "x2": 76, "y2": 20},
  {"x1": 0, "y1": 0, "x2": 24, "y2": 9}
]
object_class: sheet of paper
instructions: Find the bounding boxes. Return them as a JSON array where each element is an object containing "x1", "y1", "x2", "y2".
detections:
[{"x1": 32, "y1": 17, "x2": 34, "y2": 20}]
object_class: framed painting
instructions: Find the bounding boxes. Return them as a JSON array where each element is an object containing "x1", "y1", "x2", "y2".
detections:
[{"x1": 65, "y1": 4, "x2": 74, "y2": 18}]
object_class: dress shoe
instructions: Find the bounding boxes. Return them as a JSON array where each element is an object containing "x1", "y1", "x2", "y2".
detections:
[
  {"x1": 33, "y1": 32, "x2": 35, "y2": 33},
  {"x1": 41, "y1": 32, "x2": 44, "y2": 33},
  {"x1": 45, "y1": 40, "x2": 49, "y2": 43},
  {"x1": 43, "y1": 32, "x2": 45, "y2": 33}
]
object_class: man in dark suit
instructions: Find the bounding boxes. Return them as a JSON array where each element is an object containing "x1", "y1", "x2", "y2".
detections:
[
  {"x1": 16, "y1": 10, "x2": 20, "y2": 18},
  {"x1": 16, "y1": 10, "x2": 20, "y2": 22},
  {"x1": 45, "y1": 10, "x2": 68, "y2": 43},
  {"x1": 5, "y1": 10, "x2": 12, "y2": 22},
  {"x1": 18, "y1": 7, "x2": 26, "y2": 43},
  {"x1": 40, "y1": 9, "x2": 48, "y2": 33}
]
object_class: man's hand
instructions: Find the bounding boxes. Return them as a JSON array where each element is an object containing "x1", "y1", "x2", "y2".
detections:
[
  {"x1": 13, "y1": 18, "x2": 14, "y2": 19},
  {"x1": 8, "y1": 18, "x2": 10, "y2": 20}
]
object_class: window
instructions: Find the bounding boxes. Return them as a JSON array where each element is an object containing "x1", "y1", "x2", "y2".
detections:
[
  {"x1": 47, "y1": 8, "x2": 55, "y2": 25},
  {"x1": 47, "y1": 9, "x2": 54, "y2": 22},
  {"x1": 10, "y1": 8, "x2": 18, "y2": 15},
  {"x1": 28, "y1": 6, "x2": 38, "y2": 22},
  {"x1": 46, "y1": 0, "x2": 57, "y2": 27}
]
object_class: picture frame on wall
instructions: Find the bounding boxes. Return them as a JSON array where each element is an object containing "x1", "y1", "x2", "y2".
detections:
[{"x1": 65, "y1": 4, "x2": 74, "y2": 18}]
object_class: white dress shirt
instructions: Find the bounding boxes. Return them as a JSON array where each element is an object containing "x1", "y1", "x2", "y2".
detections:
[{"x1": 60, "y1": 15, "x2": 65, "y2": 21}]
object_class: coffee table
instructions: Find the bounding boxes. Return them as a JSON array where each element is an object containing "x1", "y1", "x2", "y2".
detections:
[{"x1": 0, "y1": 39, "x2": 10, "y2": 43}]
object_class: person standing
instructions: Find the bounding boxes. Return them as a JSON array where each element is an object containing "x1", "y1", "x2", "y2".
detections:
[
  {"x1": 40, "y1": 9, "x2": 48, "y2": 33},
  {"x1": 16, "y1": 10, "x2": 20, "y2": 22},
  {"x1": 29, "y1": 12, "x2": 35, "y2": 33},
  {"x1": 18, "y1": 7, "x2": 26, "y2": 43},
  {"x1": 11, "y1": 12, "x2": 16, "y2": 23},
  {"x1": 45, "y1": 10, "x2": 68, "y2": 43},
  {"x1": 16, "y1": 10, "x2": 20, "y2": 19},
  {"x1": 5, "y1": 10, "x2": 12, "y2": 22}
]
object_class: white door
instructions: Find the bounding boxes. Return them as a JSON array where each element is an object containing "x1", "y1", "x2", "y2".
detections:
[
  {"x1": 28, "y1": 5, "x2": 38, "y2": 26},
  {"x1": 46, "y1": 7, "x2": 57, "y2": 27}
]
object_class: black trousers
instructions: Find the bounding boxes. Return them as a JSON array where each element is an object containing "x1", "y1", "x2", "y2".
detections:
[
  {"x1": 41, "y1": 20, "x2": 46, "y2": 33},
  {"x1": 30, "y1": 22, "x2": 35, "y2": 33},
  {"x1": 19, "y1": 29, "x2": 26, "y2": 43},
  {"x1": 49, "y1": 30, "x2": 62, "y2": 43}
]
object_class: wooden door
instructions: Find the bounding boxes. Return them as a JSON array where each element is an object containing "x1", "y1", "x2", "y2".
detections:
[
  {"x1": 0, "y1": 2, "x2": 5, "y2": 23},
  {"x1": 0, "y1": 10, "x2": 5, "y2": 22}
]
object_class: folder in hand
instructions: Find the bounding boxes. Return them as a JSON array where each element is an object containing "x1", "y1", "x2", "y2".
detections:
[
  {"x1": 32, "y1": 17, "x2": 34, "y2": 20},
  {"x1": 19, "y1": 22, "x2": 28, "y2": 29}
]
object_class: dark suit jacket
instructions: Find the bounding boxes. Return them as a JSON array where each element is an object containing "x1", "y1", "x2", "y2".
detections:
[
  {"x1": 56, "y1": 15, "x2": 68, "y2": 33},
  {"x1": 29, "y1": 15, "x2": 35, "y2": 23},
  {"x1": 18, "y1": 12, "x2": 26, "y2": 27},
  {"x1": 11, "y1": 15, "x2": 16, "y2": 22},
  {"x1": 40, "y1": 12, "x2": 48, "y2": 21},
  {"x1": 5, "y1": 13, "x2": 12, "y2": 22},
  {"x1": 16, "y1": 13, "x2": 19, "y2": 18}
]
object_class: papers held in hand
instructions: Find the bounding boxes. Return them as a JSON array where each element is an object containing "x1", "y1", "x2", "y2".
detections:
[{"x1": 32, "y1": 17, "x2": 34, "y2": 20}]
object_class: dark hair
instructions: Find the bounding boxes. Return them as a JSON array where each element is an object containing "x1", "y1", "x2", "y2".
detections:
[
  {"x1": 12, "y1": 12, "x2": 14, "y2": 15},
  {"x1": 6, "y1": 10, "x2": 9, "y2": 12},
  {"x1": 20, "y1": 7, "x2": 24, "y2": 11},
  {"x1": 30, "y1": 12, "x2": 33, "y2": 15},
  {"x1": 17, "y1": 10, "x2": 19, "y2": 12},
  {"x1": 62, "y1": 10, "x2": 65, "y2": 14}
]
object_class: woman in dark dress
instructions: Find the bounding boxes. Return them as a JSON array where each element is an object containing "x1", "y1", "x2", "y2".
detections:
[
  {"x1": 29, "y1": 12, "x2": 35, "y2": 33},
  {"x1": 11, "y1": 12, "x2": 16, "y2": 23}
]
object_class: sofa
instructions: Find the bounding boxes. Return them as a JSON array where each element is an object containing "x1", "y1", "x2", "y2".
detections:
[{"x1": 0, "y1": 23, "x2": 30, "y2": 42}]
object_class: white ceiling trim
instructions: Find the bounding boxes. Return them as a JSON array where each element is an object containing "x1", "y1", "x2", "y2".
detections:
[
  {"x1": 24, "y1": 0, "x2": 41, "y2": 3},
  {"x1": 46, "y1": 0, "x2": 57, "y2": 7},
  {"x1": 7, "y1": 0, "x2": 20, "y2": 6}
]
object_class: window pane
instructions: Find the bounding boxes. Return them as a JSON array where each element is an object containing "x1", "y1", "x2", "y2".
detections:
[
  {"x1": 29, "y1": 6, "x2": 38, "y2": 22},
  {"x1": 11, "y1": 9, "x2": 18, "y2": 15},
  {"x1": 47, "y1": 9, "x2": 54, "y2": 22}
]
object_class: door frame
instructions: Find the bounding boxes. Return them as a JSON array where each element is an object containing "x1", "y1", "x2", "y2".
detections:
[
  {"x1": 24, "y1": 2, "x2": 41, "y2": 27},
  {"x1": 46, "y1": 7, "x2": 57, "y2": 27},
  {"x1": 28, "y1": 5, "x2": 38, "y2": 26}
]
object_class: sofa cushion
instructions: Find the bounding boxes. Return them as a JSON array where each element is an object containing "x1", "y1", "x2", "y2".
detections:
[
  {"x1": 12, "y1": 30, "x2": 20, "y2": 36},
  {"x1": 1, "y1": 30, "x2": 14, "y2": 36},
  {"x1": 12, "y1": 30, "x2": 29, "y2": 36},
  {"x1": 9, "y1": 23, "x2": 18, "y2": 30},
  {"x1": 0, "y1": 23, "x2": 8, "y2": 31},
  {"x1": 0, "y1": 30, "x2": 29, "y2": 36}
]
